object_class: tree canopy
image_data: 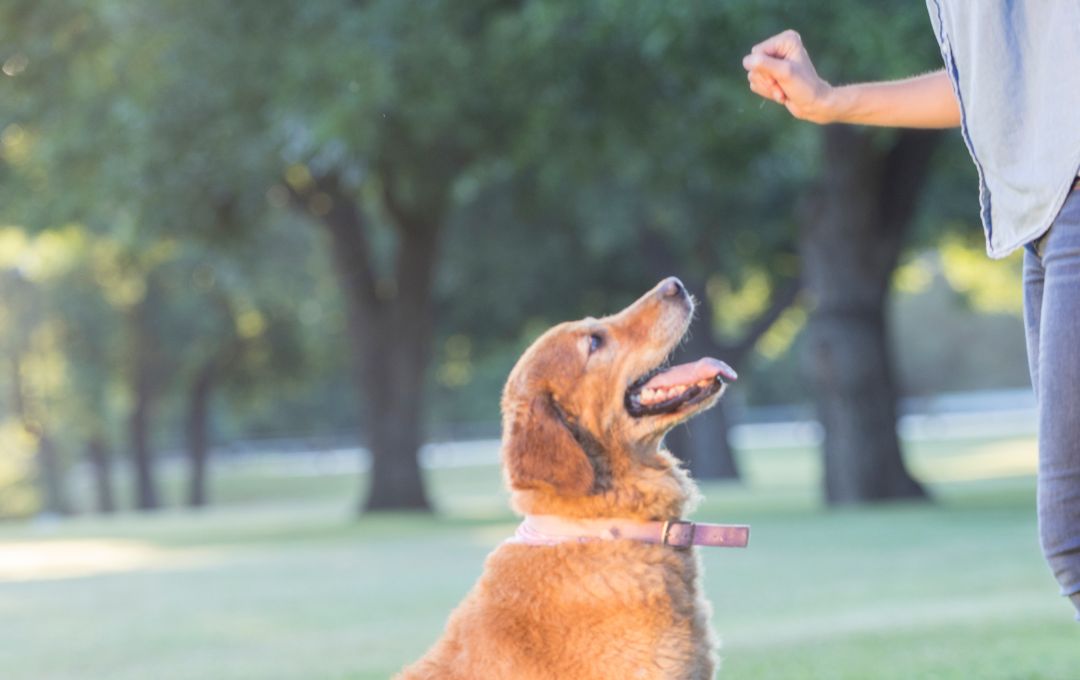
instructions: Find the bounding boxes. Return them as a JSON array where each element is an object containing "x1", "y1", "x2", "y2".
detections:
[{"x1": 0, "y1": 0, "x2": 1003, "y2": 516}]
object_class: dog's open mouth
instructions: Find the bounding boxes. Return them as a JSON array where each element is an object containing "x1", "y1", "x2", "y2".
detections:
[{"x1": 625, "y1": 357, "x2": 737, "y2": 417}]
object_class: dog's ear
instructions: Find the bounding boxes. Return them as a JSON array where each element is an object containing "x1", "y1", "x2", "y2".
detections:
[{"x1": 502, "y1": 394, "x2": 596, "y2": 496}]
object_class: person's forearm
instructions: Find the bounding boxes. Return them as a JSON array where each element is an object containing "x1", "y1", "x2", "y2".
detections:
[{"x1": 825, "y1": 70, "x2": 961, "y2": 128}]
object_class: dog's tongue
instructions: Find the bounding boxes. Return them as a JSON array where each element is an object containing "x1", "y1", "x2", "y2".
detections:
[{"x1": 643, "y1": 358, "x2": 737, "y2": 389}]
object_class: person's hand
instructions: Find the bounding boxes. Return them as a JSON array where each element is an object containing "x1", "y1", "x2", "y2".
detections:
[{"x1": 742, "y1": 30, "x2": 835, "y2": 124}]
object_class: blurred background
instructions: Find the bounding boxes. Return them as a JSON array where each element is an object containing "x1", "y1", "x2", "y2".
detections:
[{"x1": 1, "y1": 2, "x2": 1076, "y2": 679}]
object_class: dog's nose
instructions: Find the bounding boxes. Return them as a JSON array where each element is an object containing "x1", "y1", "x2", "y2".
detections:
[{"x1": 658, "y1": 277, "x2": 685, "y2": 299}]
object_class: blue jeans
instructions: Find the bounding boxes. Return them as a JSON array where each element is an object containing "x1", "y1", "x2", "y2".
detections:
[{"x1": 1023, "y1": 188, "x2": 1080, "y2": 619}]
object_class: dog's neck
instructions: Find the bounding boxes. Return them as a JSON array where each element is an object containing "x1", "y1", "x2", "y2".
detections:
[{"x1": 509, "y1": 446, "x2": 698, "y2": 521}]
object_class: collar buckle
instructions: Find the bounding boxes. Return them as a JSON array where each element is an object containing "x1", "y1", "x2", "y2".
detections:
[{"x1": 660, "y1": 519, "x2": 696, "y2": 550}]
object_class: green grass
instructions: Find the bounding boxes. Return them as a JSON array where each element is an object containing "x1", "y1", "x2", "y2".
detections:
[{"x1": 1, "y1": 436, "x2": 1078, "y2": 679}]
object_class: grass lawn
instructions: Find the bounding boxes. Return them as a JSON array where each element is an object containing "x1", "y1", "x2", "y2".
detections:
[{"x1": 1, "y1": 435, "x2": 1077, "y2": 679}]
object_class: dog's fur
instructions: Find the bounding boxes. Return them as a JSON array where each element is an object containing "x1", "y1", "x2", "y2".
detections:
[{"x1": 397, "y1": 279, "x2": 728, "y2": 680}]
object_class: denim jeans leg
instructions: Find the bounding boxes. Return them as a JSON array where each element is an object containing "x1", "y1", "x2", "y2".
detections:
[
  {"x1": 1028, "y1": 192, "x2": 1080, "y2": 618},
  {"x1": 1022, "y1": 249, "x2": 1043, "y2": 397}
]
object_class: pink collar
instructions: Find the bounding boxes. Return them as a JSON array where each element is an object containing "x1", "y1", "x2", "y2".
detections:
[{"x1": 507, "y1": 514, "x2": 750, "y2": 549}]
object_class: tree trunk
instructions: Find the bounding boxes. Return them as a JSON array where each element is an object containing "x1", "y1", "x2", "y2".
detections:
[
  {"x1": 361, "y1": 319, "x2": 432, "y2": 511},
  {"x1": 294, "y1": 173, "x2": 436, "y2": 513},
  {"x1": 186, "y1": 361, "x2": 216, "y2": 508},
  {"x1": 35, "y1": 433, "x2": 73, "y2": 516},
  {"x1": 128, "y1": 293, "x2": 161, "y2": 511},
  {"x1": 86, "y1": 437, "x2": 116, "y2": 514},
  {"x1": 806, "y1": 306, "x2": 926, "y2": 503},
  {"x1": 360, "y1": 222, "x2": 439, "y2": 512},
  {"x1": 130, "y1": 385, "x2": 159, "y2": 510},
  {"x1": 799, "y1": 126, "x2": 939, "y2": 505}
]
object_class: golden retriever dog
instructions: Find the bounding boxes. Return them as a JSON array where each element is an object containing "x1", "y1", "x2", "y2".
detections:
[{"x1": 397, "y1": 277, "x2": 747, "y2": 680}]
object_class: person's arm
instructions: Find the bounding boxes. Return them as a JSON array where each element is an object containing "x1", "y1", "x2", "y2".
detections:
[{"x1": 742, "y1": 30, "x2": 961, "y2": 129}]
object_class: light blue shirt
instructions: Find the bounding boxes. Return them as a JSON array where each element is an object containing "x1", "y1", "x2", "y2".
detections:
[{"x1": 926, "y1": 1, "x2": 1080, "y2": 258}]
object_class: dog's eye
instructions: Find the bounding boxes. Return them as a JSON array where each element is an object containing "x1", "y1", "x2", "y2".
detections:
[{"x1": 587, "y1": 333, "x2": 604, "y2": 354}]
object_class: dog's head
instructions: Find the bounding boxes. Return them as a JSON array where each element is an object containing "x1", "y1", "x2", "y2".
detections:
[{"x1": 500, "y1": 277, "x2": 737, "y2": 519}]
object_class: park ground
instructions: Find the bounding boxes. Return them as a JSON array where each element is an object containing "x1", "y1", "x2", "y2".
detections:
[{"x1": 1, "y1": 435, "x2": 1078, "y2": 679}]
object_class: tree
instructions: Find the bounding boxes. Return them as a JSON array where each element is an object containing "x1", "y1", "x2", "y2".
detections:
[
  {"x1": 2, "y1": 272, "x2": 72, "y2": 516},
  {"x1": 168, "y1": 232, "x2": 309, "y2": 508},
  {"x1": 0, "y1": 231, "x2": 90, "y2": 517},
  {"x1": 0, "y1": 1, "x2": 169, "y2": 511},
  {"x1": 799, "y1": 127, "x2": 940, "y2": 503},
  {"x1": 133, "y1": 1, "x2": 524, "y2": 511},
  {"x1": 0, "y1": 2, "x2": 325, "y2": 513},
  {"x1": 52, "y1": 236, "x2": 127, "y2": 514},
  {"x1": 494, "y1": 1, "x2": 951, "y2": 498},
  {"x1": 781, "y1": 4, "x2": 950, "y2": 504},
  {"x1": 458, "y1": 1, "x2": 809, "y2": 480}
]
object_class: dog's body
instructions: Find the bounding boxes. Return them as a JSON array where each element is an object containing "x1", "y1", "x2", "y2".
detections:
[{"x1": 398, "y1": 278, "x2": 737, "y2": 680}]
